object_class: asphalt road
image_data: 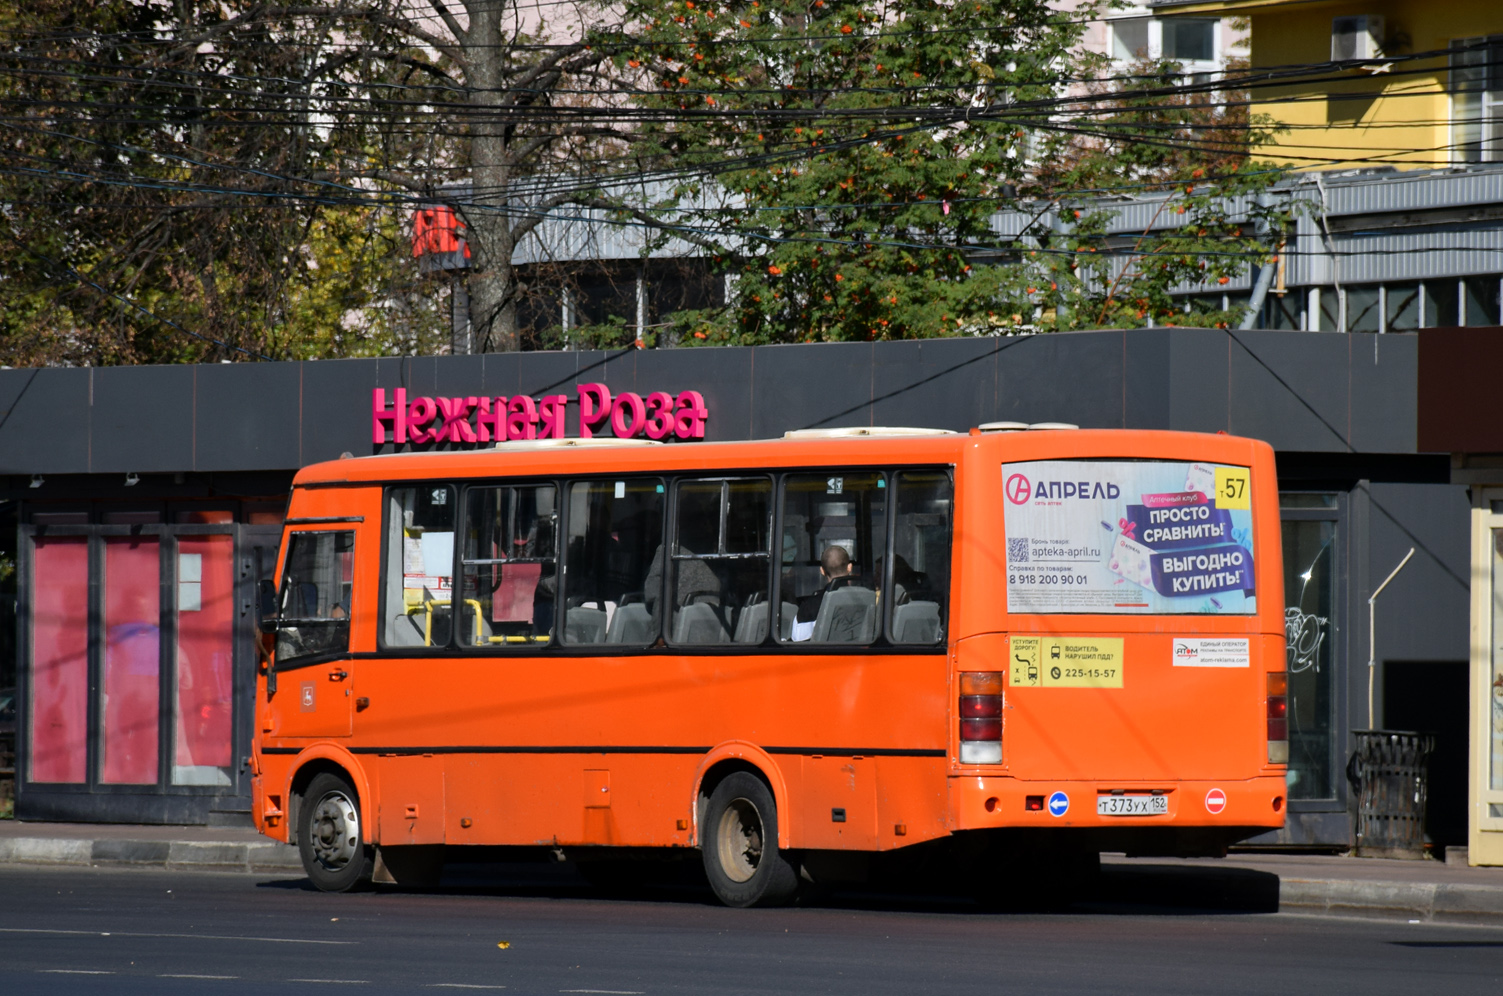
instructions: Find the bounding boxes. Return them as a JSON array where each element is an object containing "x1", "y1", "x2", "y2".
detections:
[{"x1": 1, "y1": 863, "x2": 1500, "y2": 996}]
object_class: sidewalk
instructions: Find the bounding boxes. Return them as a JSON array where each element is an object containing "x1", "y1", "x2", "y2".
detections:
[
  {"x1": 0, "y1": 819, "x2": 300, "y2": 874},
  {"x1": 3, "y1": 819, "x2": 1503, "y2": 923}
]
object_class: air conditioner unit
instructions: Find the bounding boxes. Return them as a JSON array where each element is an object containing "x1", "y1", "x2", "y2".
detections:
[{"x1": 1331, "y1": 15, "x2": 1384, "y2": 62}]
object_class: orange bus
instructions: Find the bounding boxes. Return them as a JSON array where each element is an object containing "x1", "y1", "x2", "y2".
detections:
[{"x1": 250, "y1": 425, "x2": 1287, "y2": 906}]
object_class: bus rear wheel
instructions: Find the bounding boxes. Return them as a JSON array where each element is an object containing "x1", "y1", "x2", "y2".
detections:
[
  {"x1": 298, "y1": 772, "x2": 372, "y2": 893},
  {"x1": 701, "y1": 772, "x2": 798, "y2": 908}
]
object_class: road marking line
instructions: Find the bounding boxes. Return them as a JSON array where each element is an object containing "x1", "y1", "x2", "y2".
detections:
[
  {"x1": 161, "y1": 974, "x2": 239, "y2": 980},
  {"x1": 426, "y1": 986, "x2": 508, "y2": 990},
  {"x1": 39, "y1": 969, "x2": 115, "y2": 975},
  {"x1": 559, "y1": 990, "x2": 645, "y2": 994},
  {"x1": 288, "y1": 980, "x2": 370, "y2": 985},
  {"x1": 0, "y1": 927, "x2": 354, "y2": 946}
]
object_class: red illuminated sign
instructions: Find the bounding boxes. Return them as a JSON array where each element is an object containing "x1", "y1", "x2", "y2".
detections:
[{"x1": 371, "y1": 383, "x2": 708, "y2": 445}]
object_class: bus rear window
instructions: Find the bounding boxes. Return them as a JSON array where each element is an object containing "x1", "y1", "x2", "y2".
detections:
[{"x1": 1002, "y1": 460, "x2": 1255, "y2": 615}]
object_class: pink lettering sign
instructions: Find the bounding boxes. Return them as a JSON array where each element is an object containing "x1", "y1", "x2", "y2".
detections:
[{"x1": 371, "y1": 386, "x2": 708, "y2": 446}]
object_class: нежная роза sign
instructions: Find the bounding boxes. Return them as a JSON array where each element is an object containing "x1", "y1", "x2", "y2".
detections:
[{"x1": 372, "y1": 383, "x2": 708, "y2": 445}]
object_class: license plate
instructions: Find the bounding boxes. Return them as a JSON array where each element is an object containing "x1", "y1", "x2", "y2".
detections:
[{"x1": 1097, "y1": 794, "x2": 1169, "y2": 816}]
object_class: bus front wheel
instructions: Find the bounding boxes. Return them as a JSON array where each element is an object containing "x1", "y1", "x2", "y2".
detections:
[
  {"x1": 298, "y1": 772, "x2": 373, "y2": 893},
  {"x1": 701, "y1": 772, "x2": 798, "y2": 908}
]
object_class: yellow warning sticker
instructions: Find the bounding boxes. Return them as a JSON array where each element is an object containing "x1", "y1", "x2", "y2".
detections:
[
  {"x1": 1214, "y1": 466, "x2": 1251, "y2": 510},
  {"x1": 1008, "y1": 637, "x2": 1124, "y2": 688}
]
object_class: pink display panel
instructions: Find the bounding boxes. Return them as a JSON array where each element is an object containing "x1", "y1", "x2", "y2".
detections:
[
  {"x1": 173, "y1": 536, "x2": 234, "y2": 784},
  {"x1": 29, "y1": 537, "x2": 89, "y2": 783},
  {"x1": 102, "y1": 537, "x2": 160, "y2": 785}
]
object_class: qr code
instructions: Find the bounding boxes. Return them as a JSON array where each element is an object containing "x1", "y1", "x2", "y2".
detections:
[{"x1": 1008, "y1": 537, "x2": 1029, "y2": 564}]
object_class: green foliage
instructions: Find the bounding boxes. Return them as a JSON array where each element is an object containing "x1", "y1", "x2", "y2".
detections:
[
  {"x1": 609, "y1": 0, "x2": 1289, "y2": 341},
  {"x1": 0, "y1": 1, "x2": 447, "y2": 365}
]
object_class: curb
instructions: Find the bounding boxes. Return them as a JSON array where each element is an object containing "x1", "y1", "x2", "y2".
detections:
[
  {"x1": 0, "y1": 837, "x2": 301, "y2": 874},
  {"x1": 2, "y1": 840, "x2": 1502, "y2": 922},
  {"x1": 1279, "y1": 877, "x2": 1503, "y2": 924}
]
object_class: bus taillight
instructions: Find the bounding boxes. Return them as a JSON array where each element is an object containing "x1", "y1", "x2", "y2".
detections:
[
  {"x1": 959, "y1": 672, "x2": 1003, "y2": 764},
  {"x1": 1266, "y1": 671, "x2": 1288, "y2": 764}
]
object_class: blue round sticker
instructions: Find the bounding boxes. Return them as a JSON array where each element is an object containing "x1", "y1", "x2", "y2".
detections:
[{"x1": 1047, "y1": 791, "x2": 1070, "y2": 818}]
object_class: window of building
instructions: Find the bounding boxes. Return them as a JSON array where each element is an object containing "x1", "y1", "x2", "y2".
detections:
[
  {"x1": 1464, "y1": 275, "x2": 1502, "y2": 326},
  {"x1": 1112, "y1": 18, "x2": 1149, "y2": 61},
  {"x1": 276, "y1": 531, "x2": 355, "y2": 665},
  {"x1": 561, "y1": 478, "x2": 665, "y2": 646},
  {"x1": 458, "y1": 484, "x2": 557, "y2": 648},
  {"x1": 383, "y1": 486, "x2": 455, "y2": 648},
  {"x1": 1424, "y1": 280, "x2": 1460, "y2": 327},
  {"x1": 668, "y1": 478, "x2": 773, "y2": 646},
  {"x1": 1346, "y1": 285, "x2": 1381, "y2": 332},
  {"x1": 1451, "y1": 36, "x2": 1503, "y2": 163},
  {"x1": 1385, "y1": 282, "x2": 1421, "y2": 331},
  {"x1": 1163, "y1": 19, "x2": 1215, "y2": 62}
]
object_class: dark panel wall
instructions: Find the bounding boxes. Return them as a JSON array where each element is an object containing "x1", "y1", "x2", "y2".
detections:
[
  {"x1": 1418, "y1": 326, "x2": 1503, "y2": 453},
  {"x1": 0, "y1": 328, "x2": 1424, "y2": 477}
]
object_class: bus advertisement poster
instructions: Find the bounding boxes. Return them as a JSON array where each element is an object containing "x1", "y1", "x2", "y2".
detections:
[{"x1": 1001, "y1": 460, "x2": 1256, "y2": 615}]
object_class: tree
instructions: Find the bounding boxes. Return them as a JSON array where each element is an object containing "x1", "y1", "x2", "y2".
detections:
[
  {"x1": 0, "y1": 1, "x2": 455, "y2": 363},
  {"x1": 603, "y1": 0, "x2": 1287, "y2": 342}
]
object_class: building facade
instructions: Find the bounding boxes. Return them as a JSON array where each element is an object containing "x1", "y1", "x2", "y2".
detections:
[
  {"x1": 1151, "y1": 0, "x2": 1503, "y2": 169},
  {"x1": 0, "y1": 329, "x2": 1478, "y2": 860}
]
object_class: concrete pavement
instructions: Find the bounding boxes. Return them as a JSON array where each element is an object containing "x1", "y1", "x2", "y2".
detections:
[{"x1": 3, "y1": 819, "x2": 1503, "y2": 923}]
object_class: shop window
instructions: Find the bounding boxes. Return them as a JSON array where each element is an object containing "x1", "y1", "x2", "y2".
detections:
[
  {"x1": 781, "y1": 473, "x2": 888, "y2": 645},
  {"x1": 28, "y1": 536, "x2": 88, "y2": 783},
  {"x1": 173, "y1": 535, "x2": 234, "y2": 785},
  {"x1": 561, "y1": 479, "x2": 665, "y2": 646},
  {"x1": 1451, "y1": 36, "x2": 1503, "y2": 164},
  {"x1": 458, "y1": 485, "x2": 557, "y2": 648},
  {"x1": 383, "y1": 486, "x2": 455, "y2": 648},
  {"x1": 1281, "y1": 499, "x2": 1338, "y2": 801},
  {"x1": 276, "y1": 531, "x2": 355, "y2": 664},
  {"x1": 1464, "y1": 275, "x2": 1501, "y2": 326},
  {"x1": 668, "y1": 478, "x2": 772, "y2": 646},
  {"x1": 101, "y1": 536, "x2": 160, "y2": 784},
  {"x1": 889, "y1": 471, "x2": 953, "y2": 646},
  {"x1": 1386, "y1": 283, "x2": 1420, "y2": 331}
]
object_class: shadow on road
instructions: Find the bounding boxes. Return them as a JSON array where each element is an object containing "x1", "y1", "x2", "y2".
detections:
[{"x1": 256, "y1": 854, "x2": 1283, "y2": 917}]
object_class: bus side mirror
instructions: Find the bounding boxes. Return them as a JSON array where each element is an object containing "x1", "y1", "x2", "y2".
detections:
[{"x1": 256, "y1": 579, "x2": 279, "y2": 634}]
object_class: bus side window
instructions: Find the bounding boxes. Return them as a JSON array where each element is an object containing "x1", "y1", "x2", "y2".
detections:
[
  {"x1": 779, "y1": 472, "x2": 887, "y2": 645},
  {"x1": 458, "y1": 485, "x2": 557, "y2": 648},
  {"x1": 276, "y1": 530, "x2": 355, "y2": 664},
  {"x1": 669, "y1": 477, "x2": 772, "y2": 646},
  {"x1": 889, "y1": 471, "x2": 953, "y2": 646},
  {"x1": 383, "y1": 486, "x2": 457, "y2": 649},
  {"x1": 562, "y1": 478, "x2": 665, "y2": 647}
]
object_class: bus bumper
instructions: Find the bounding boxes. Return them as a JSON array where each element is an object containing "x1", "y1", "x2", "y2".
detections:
[{"x1": 950, "y1": 774, "x2": 1288, "y2": 832}]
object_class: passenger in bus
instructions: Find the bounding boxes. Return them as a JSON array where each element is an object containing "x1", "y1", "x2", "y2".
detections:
[
  {"x1": 790, "y1": 545, "x2": 862, "y2": 641},
  {"x1": 643, "y1": 542, "x2": 721, "y2": 627}
]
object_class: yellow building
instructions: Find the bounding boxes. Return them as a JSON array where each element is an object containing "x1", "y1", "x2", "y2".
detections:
[{"x1": 1150, "y1": 0, "x2": 1503, "y2": 169}]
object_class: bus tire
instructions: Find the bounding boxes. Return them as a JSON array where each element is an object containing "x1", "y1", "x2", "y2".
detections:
[
  {"x1": 701, "y1": 772, "x2": 799, "y2": 908},
  {"x1": 298, "y1": 772, "x2": 373, "y2": 893}
]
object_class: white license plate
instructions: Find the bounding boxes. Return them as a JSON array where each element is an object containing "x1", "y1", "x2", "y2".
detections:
[{"x1": 1097, "y1": 795, "x2": 1169, "y2": 816}]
